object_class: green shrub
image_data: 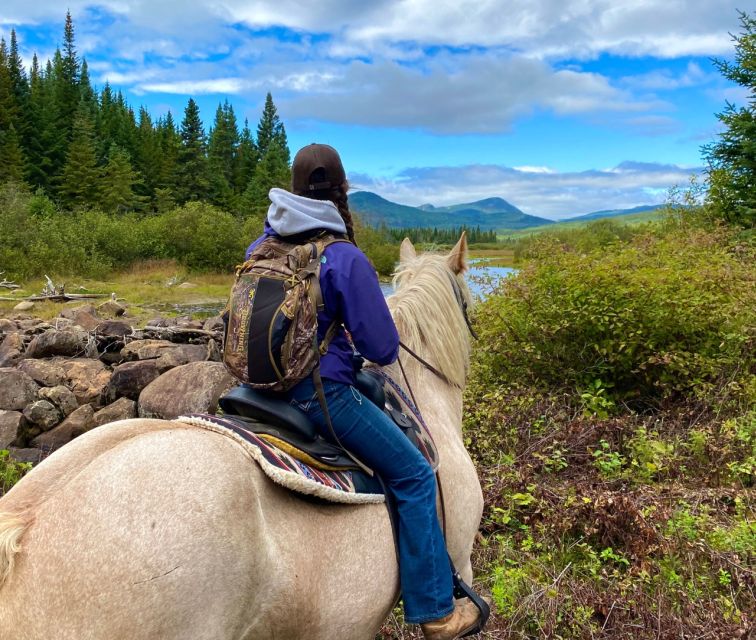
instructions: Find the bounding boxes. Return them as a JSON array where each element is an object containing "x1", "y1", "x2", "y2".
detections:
[
  {"x1": 0, "y1": 450, "x2": 32, "y2": 495},
  {"x1": 472, "y1": 226, "x2": 755, "y2": 407}
]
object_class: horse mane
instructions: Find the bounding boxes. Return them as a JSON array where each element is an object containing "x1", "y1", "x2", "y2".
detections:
[
  {"x1": 387, "y1": 252, "x2": 472, "y2": 388},
  {"x1": 0, "y1": 512, "x2": 31, "y2": 589}
]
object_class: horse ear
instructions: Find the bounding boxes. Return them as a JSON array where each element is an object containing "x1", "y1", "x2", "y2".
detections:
[
  {"x1": 400, "y1": 237, "x2": 417, "y2": 263},
  {"x1": 447, "y1": 231, "x2": 468, "y2": 274}
]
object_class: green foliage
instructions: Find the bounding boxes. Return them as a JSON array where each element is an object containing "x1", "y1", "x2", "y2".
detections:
[
  {"x1": 0, "y1": 450, "x2": 32, "y2": 495},
  {"x1": 472, "y1": 226, "x2": 755, "y2": 408},
  {"x1": 0, "y1": 183, "x2": 262, "y2": 278},
  {"x1": 703, "y1": 10, "x2": 756, "y2": 228},
  {"x1": 354, "y1": 220, "x2": 399, "y2": 276}
]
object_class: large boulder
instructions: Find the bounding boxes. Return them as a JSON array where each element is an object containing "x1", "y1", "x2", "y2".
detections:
[
  {"x1": 155, "y1": 344, "x2": 208, "y2": 372},
  {"x1": 0, "y1": 318, "x2": 17, "y2": 333},
  {"x1": 0, "y1": 332, "x2": 24, "y2": 367},
  {"x1": 0, "y1": 410, "x2": 25, "y2": 448},
  {"x1": 106, "y1": 360, "x2": 160, "y2": 402},
  {"x1": 97, "y1": 320, "x2": 133, "y2": 338},
  {"x1": 138, "y1": 362, "x2": 237, "y2": 419},
  {"x1": 22, "y1": 400, "x2": 61, "y2": 431},
  {"x1": 31, "y1": 404, "x2": 95, "y2": 450},
  {"x1": 26, "y1": 328, "x2": 88, "y2": 359},
  {"x1": 93, "y1": 397, "x2": 137, "y2": 427},
  {"x1": 120, "y1": 339, "x2": 176, "y2": 361},
  {"x1": 59, "y1": 358, "x2": 112, "y2": 406},
  {"x1": 97, "y1": 300, "x2": 126, "y2": 317},
  {"x1": 59, "y1": 304, "x2": 101, "y2": 331},
  {"x1": 38, "y1": 385, "x2": 78, "y2": 417},
  {"x1": 0, "y1": 368, "x2": 40, "y2": 411},
  {"x1": 17, "y1": 359, "x2": 67, "y2": 387}
]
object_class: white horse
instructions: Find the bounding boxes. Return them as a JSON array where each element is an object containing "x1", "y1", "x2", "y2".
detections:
[{"x1": 0, "y1": 235, "x2": 483, "y2": 640}]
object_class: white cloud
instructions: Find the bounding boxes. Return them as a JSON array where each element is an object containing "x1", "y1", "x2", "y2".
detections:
[
  {"x1": 1, "y1": 0, "x2": 744, "y2": 60},
  {"x1": 350, "y1": 161, "x2": 701, "y2": 219},
  {"x1": 279, "y1": 53, "x2": 658, "y2": 134},
  {"x1": 135, "y1": 78, "x2": 248, "y2": 95}
]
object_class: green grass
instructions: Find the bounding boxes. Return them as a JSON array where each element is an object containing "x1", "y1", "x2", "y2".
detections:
[{"x1": 0, "y1": 260, "x2": 232, "y2": 324}]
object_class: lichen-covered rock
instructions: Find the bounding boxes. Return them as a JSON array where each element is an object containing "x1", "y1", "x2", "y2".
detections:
[
  {"x1": 17, "y1": 359, "x2": 66, "y2": 387},
  {"x1": 59, "y1": 358, "x2": 112, "y2": 406},
  {"x1": 38, "y1": 385, "x2": 79, "y2": 417},
  {"x1": 93, "y1": 397, "x2": 137, "y2": 427},
  {"x1": 0, "y1": 368, "x2": 40, "y2": 411},
  {"x1": 155, "y1": 343, "x2": 208, "y2": 372},
  {"x1": 0, "y1": 410, "x2": 25, "y2": 448},
  {"x1": 25, "y1": 328, "x2": 88, "y2": 358},
  {"x1": 120, "y1": 339, "x2": 176, "y2": 361},
  {"x1": 23, "y1": 399, "x2": 61, "y2": 431},
  {"x1": 106, "y1": 360, "x2": 160, "y2": 401},
  {"x1": 32, "y1": 404, "x2": 95, "y2": 449},
  {"x1": 138, "y1": 361, "x2": 236, "y2": 419}
]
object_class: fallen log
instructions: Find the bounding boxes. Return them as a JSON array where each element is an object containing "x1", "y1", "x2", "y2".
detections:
[{"x1": 0, "y1": 293, "x2": 109, "y2": 302}]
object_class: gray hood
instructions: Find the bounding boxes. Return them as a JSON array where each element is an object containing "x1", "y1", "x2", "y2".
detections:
[{"x1": 266, "y1": 188, "x2": 346, "y2": 236}]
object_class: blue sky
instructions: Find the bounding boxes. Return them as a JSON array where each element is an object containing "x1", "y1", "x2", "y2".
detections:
[{"x1": 1, "y1": 1, "x2": 748, "y2": 219}]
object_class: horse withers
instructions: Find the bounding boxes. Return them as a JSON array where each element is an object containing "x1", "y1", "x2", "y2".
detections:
[{"x1": 0, "y1": 234, "x2": 484, "y2": 640}]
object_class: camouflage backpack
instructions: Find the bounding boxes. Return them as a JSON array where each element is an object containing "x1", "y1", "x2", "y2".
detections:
[{"x1": 223, "y1": 234, "x2": 349, "y2": 391}]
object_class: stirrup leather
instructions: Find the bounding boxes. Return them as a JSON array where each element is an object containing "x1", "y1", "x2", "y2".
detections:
[{"x1": 451, "y1": 567, "x2": 490, "y2": 637}]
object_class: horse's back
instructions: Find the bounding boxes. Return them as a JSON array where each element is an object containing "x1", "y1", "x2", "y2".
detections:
[{"x1": 0, "y1": 419, "x2": 396, "y2": 640}]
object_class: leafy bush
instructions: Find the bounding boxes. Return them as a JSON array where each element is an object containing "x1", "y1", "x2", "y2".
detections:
[
  {"x1": 472, "y1": 225, "x2": 755, "y2": 407},
  {"x1": 0, "y1": 450, "x2": 32, "y2": 495},
  {"x1": 0, "y1": 185, "x2": 264, "y2": 278}
]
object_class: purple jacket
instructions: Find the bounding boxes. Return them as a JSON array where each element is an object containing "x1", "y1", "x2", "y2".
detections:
[{"x1": 245, "y1": 192, "x2": 399, "y2": 385}]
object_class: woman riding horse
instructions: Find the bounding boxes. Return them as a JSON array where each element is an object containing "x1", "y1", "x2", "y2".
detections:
[{"x1": 246, "y1": 143, "x2": 484, "y2": 639}]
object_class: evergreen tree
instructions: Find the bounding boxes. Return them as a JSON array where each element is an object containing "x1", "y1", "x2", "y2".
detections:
[
  {"x1": 100, "y1": 143, "x2": 143, "y2": 213},
  {"x1": 703, "y1": 10, "x2": 756, "y2": 227},
  {"x1": 24, "y1": 54, "x2": 55, "y2": 190},
  {"x1": 241, "y1": 142, "x2": 290, "y2": 212},
  {"x1": 59, "y1": 103, "x2": 99, "y2": 208},
  {"x1": 79, "y1": 58, "x2": 97, "y2": 113},
  {"x1": 0, "y1": 39, "x2": 18, "y2": 132},
  {"x1": 257, "y1": 93, "x2": 290, "y2": 158},
  {"x1": 7, "y1": 31, "x2": 29, "y2": 135},
  {"x1": 208, "y1": 100, "x2": 239, "y2": 209},
  {"x1": 234, "y1": 117, "x2": 258, "y2": 192},
  {"x1": 175, "y1": 98, "x2": 209, "y2": 202},
  {"x1": 0, "y1": 124, "x2": 27, "y2": 183},
  {"x1": 134, "y1": 106, "x2": 161, "y2": 201},
  {"x1": 156, "y1": 110, "x2": 180, "y2": 197}
]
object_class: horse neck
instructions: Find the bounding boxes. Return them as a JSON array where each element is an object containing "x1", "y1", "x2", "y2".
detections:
[{"x1": 386, "y1": 257, "x2": 471, "y2": 441}]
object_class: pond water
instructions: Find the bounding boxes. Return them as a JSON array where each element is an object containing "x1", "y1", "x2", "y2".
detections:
[{"x1": 380, "y1": 261, "x2": 516, "y2": 299}]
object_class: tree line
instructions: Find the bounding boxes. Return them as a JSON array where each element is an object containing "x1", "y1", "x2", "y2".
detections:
[
  {"x1": 387, "y1": 225, "x2": 497, "y2": 245},
  {"x1": 0, "y1": 12, "x2": 291, "y2": 215}
]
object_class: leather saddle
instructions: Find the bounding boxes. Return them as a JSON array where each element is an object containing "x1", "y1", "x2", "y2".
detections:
[{"x1": 218, "y1": 370, "x2": 417, "y2": 471}]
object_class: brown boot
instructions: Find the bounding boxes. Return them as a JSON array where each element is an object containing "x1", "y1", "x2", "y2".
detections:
[{"x1": 420, "y1": 598, "x2": 487, "y2": 640}]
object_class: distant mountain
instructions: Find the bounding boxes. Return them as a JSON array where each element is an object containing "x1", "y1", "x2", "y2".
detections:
[
  {"x1": 349, "y1": 191, "x2": 554, "y2": 230},
  {"x1": 567, "y1": 204, "x2": 664, "y2": 222}
]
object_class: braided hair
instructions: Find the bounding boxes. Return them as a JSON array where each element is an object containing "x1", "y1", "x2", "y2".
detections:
[{"x1": 294, "y1": 169, "x2": 357, "y2": 246}]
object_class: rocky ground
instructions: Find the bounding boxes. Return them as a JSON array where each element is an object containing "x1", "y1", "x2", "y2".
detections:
[{"x1": 0, "y1": 300, "x2": 237, "y2": 465}]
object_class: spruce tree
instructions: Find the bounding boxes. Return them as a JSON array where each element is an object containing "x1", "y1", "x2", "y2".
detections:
[
  {"x1": 156, "y1": 110, "x2": 180, "y2": 198},
  {"x1": 256, "y1": 92, "x2": 282, "y2": 156},
  {"x1": 208, "y1": 100, "x2": 239, "y2": 209},
  {"x1": 100, "y1": 143, "x2": 143, "y2": 213},
  {"x1": 175, "y1": 98, "x2": 210, "y2": 202},
  {"x1": 0, "y1": 124, "x2": 27, "y2": 184},
  {"x1": 0, "y1": 39, "x2": 18, "y2": 132},
  {"x1": 59, "y1": 103, "x2": 100, "y2": 208},
  {"x1": 234, "y1": 117, "x2": 258, "y2": 193},
  {"x1": 241, "y1": 142, "x2": 290, "y2": 213},
  {"x1": 703, "y1": 10, "x2": 756, "y2": 227}
]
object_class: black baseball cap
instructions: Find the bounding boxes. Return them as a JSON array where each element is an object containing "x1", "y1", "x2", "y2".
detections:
[{"x1": 291, "y1": 143, "x2": 347, "y2": 194}]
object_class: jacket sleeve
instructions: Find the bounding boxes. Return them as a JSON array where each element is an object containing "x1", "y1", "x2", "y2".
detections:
[{"x1": 323, "y1": 244, "x2": 399, "y2": 366}]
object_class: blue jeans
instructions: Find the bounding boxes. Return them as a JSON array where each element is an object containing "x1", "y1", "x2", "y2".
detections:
[{"x1": 288, "y1": 377, "x2": 454, "y2": 624}]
